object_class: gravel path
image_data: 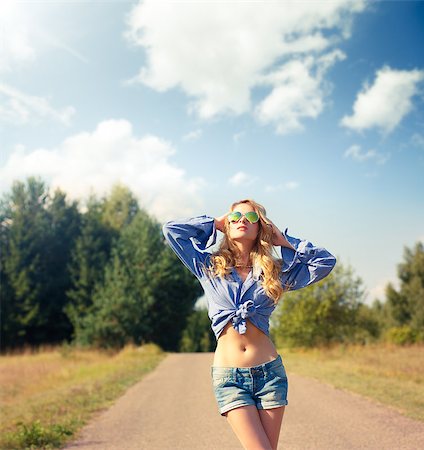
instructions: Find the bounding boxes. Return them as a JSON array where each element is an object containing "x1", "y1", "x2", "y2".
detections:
[{"x1": 65, "y1": 352, "x2": 424, "y2": 449}]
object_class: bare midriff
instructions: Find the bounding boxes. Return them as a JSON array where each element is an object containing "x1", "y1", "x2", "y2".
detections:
[{"x1": 212, "y1": 318, "x2": 279, "y2": 368}]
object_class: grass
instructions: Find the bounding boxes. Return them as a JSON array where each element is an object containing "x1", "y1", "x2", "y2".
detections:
[
  {"x1": 278, "y1": 342, "x2": 424, "y2": 422},
  {"x1": 0, "y1": 343, "x2": 166, "y2": 449}
]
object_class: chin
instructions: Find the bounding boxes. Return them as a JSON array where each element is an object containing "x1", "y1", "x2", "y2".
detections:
[{"x1": 233, "y1": 233, "x2": 256, "y2": 241}]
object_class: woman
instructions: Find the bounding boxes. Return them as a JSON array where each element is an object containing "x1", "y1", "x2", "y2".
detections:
[{"x1": 162, "y1": 198, "x2": 336, "y2": 450}]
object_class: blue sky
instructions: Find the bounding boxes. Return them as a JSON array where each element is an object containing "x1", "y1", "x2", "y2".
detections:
[{"x1": 1, "y1": 0, "x2": 423, "y2": 304}]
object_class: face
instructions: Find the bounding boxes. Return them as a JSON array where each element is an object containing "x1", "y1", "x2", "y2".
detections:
[{"x1": 227, "y1": 203, "x2": 260, "y2": 243}]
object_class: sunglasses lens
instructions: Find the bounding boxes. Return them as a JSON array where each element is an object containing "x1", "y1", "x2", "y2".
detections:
[
  {"x1": 228, "y1": 212, "x2": 242, "y2": 222},
  {"x1": 245, "y1": 211, "x2": 259, "y2": 223}
]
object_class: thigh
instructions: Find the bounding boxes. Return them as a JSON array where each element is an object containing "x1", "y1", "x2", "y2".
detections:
[
  {"x1": 258, "y1": 406, "x2": 285, "y2": 450},
  {"x1": 225, "y1": 405, "x2": 272, "y2": 450}
]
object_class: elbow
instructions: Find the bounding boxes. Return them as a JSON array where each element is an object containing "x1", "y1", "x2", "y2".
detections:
[
  {"x1": 326, "y1": 251, "x2": 337, "y2": 267},
  {"x1": 325, "y1": 254, "x2": 337, "y2": 276},
  {"x1": 162, "y1": 221, "x2": 169, "y2": 234},
  {"x1": 161, "y1": 222, "x2": 168, "y2": 237},
  {"x1": 317, "y1": 253, "x2": 337, "y2": 280},
  {"x1": 162, "y1": 221, "x2": 173, "y2": 242},
  {"x1": 162, "y1": 220, "x2": 173, "y2": 233}
]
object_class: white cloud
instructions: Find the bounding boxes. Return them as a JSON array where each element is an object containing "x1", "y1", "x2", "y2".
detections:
[
  {"x1": 0, "y1": 83, "x2": 75, "y2": 126},
  {"x1": 368, "y1": 284, "x2": 385, "y2": 302},
  {"x1": 125, "y1": 0, "x2": 366, "y2": 131},
  {"x1": 0, "y1": 119, "x2": 206, "y2": 221},
  {"x1": 0, "y1": 1, "x2": 35, "y2": 72},
  {"x1": 255, "y1": 51, "x2": 345, "y2": 134},
  {"x1": 228, "y1": 171, "x2": 257, "y2": 187},
  {"x1": 341, "y1": 66, "x2": 424, "y2": 134},
  {"x1": 0, "y1": 2, "x2": 89, "y2": 72},
  {"x1": 182, "y1": 129, "x2": 202, "y2": 142},
  {"x1": 368, "y1": 277, "x2": 399, "y2": 302},
  {"x1": 264, "y1": 181, "x2": 299, "y2": 193},
  {"x1": 344, "y1": 144, "x2": 389, "y2": 164}
]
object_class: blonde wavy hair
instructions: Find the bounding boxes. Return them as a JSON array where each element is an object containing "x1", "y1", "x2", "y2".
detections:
[{"x1": 207, "y1": 199, "x2": 286, "y2": 304}]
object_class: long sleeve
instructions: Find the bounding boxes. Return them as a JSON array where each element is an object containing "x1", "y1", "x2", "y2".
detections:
[
  {"x1": 279, "y1": 228, "x2": 336, "y2": 291},
  {"x1": 162, "y1": 215, "x2": 217, "y2": 279}
]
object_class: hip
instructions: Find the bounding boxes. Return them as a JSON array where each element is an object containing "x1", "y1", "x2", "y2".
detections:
[{"x1": 210, "y1": 353, "x2": 288, "y2": 415}]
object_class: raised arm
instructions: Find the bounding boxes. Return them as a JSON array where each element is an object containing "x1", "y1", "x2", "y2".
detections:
[
  {"x1": 278, "y1": 228, "x2": 337, "y2": 291},
  {"x1": 162, "y1": 215, "x2": 217, "y2": 279}
]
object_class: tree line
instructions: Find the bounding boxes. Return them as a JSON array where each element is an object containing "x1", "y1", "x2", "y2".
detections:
[
  {"x1": 1, "y1": 176, "x2": 422, "y2": 352},
  {"x1": 271, "y1": 251, "x2": 423, "y2": 348},
  {"x1": 0, "y1": 177, "x2": 210, "y2": 352}
]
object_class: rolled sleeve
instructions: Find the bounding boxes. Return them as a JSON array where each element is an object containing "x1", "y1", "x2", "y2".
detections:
[
  {"x1": 280, "y1": 227, "x2": 336, "y2": 291},
  {"x1": 162, "y1": 215, "x2": 217, "y2": 279}
]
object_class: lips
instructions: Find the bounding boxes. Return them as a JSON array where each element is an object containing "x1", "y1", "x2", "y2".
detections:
[{"x1": 237, "y1": 226, "x2": 248, "y2": 230}]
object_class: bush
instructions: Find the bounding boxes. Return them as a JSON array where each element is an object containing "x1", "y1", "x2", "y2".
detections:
[
  {"x1": 272, "y1": 262, "x2": 364, "y2": 348},
  {"x1": 179, "y1": 308, "x2": 215, "y2": 352},
  {"x1": 383, "y1": 325, "x2": 417, "y2": 345},
  {"x1": 12, "y1": 420, "x2": 74, "y2": 449}
]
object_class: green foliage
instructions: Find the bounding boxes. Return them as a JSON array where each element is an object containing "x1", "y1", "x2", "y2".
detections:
[
  {"x1": 1, "y1": 177, "x2": 80, "y2": 348},
  {"x1": 179, "y1": 308, "x2": 216, "y2": 352},
  {"x1": 271, "y1": 262, "x2": 366, "y2": 348},
  {"x1": 350, "y1": 302, "x2": 381, "y2": 344},
  {"x1": 368, "y1": 299, "x2": 392, "y2": 333},
  {"x1": 385, "y1": 282, "x2": 411, "y2": 325},
  {"x1": 1, "y1": 177, "x2": 50, "y2": 347},
  {"x1": 383, "y1": 325, "x2": 418, "y2": 345},
  {"x1": 1, "y1": 177, "x2": 202, "y2": 352},
  {"x1": 42, "y1": 188, "x2": 82, "y2": 340},
  {"x1": 65, "y1": 194, "x2": 117, "y2": 338},
  {"x1": 146, "y1": 246, "x2": 204, "y2": 351},
  {"x1": 102, "y1": 183, "x2": 140, "y2": 231},
  {"x1": 74, "y1": 209, "x2": 202, "y2": 350},
  {"x1": 379, "y1": 242, "x2": 424, "y2": 342},
  {"x1": 11, "y1": 420, "x2": 75, "y2": 449},
  {"x1": 57, "y1": 182, "x2": 140, "y2": 341}
]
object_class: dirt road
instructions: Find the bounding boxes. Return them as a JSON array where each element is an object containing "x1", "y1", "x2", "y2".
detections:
[{"x1": 65, "y1": 352, "x2": 424, "y2": 449}]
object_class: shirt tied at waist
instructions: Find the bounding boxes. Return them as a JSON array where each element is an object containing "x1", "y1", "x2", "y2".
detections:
[{"x1": 232, "y1": 300, "x2": 257, "y2": 334}]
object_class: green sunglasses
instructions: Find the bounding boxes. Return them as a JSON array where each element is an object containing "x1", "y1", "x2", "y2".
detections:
[{"x1": 227, "y1": 211, "x2": 260, "y2": 224}]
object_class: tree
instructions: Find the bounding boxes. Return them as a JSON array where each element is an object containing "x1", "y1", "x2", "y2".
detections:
[
  {"x1": 65, "y1": 194, "x2": 117, "y2": 338},
  {"x1": 353, "y1": 301, "x2": 381, "y2": 343},
  {"x1": 1, "y1": 177, "x2": 50, "y2": 347},
  {"x1": 1, "y1": 177, "x2": 80, "y2": 347},
  {"x1": 102, "y1": 183, "x2": 139, "y2": 231},
  {"x1": 271, "y1": 261, "x2": 365, "y2": 348},
  {"x1": 65, "y1": 184, "x2": 141, "y2": 342},
  {"x1": 74, "y1": 209, "x2": 202, "y2": 350},
  {"x1": 0, "y1": 206, "x2": 16, "y2": 349},
  {"x1": 179, "y1": 308, "x2": 216, "y2": 352},
  {"x1": 41, "y1": 187, "x2": 81, "y2": 342},
  {"x1": 382, "y1": 242, "x2": 424, "y2": 342},
  {"x1": 146, "y1": 246, "x2": 204, "y2": 351}
]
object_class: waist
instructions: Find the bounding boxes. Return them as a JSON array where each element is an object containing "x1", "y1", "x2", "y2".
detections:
[{"x1": 213, "y1": 319, "x2": 278, "y2": 367}]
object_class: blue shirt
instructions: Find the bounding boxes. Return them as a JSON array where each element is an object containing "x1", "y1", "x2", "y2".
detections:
[{"x1": 162, "y1": 215, "x2": 336, "y2": 340}]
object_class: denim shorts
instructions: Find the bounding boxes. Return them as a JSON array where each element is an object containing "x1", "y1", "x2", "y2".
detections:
[{"x1": 210, "y1": 354, "x2": 288, "y2": 416}]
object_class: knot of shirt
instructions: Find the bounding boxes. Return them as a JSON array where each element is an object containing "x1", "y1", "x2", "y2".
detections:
[{"x1": 232, "y1": 300, "x2": 257, "y2": 334}]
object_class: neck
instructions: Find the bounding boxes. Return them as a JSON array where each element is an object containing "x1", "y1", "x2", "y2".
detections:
[{"x1": 233, "y1": 240, "x2": 254, "y2": 266}]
